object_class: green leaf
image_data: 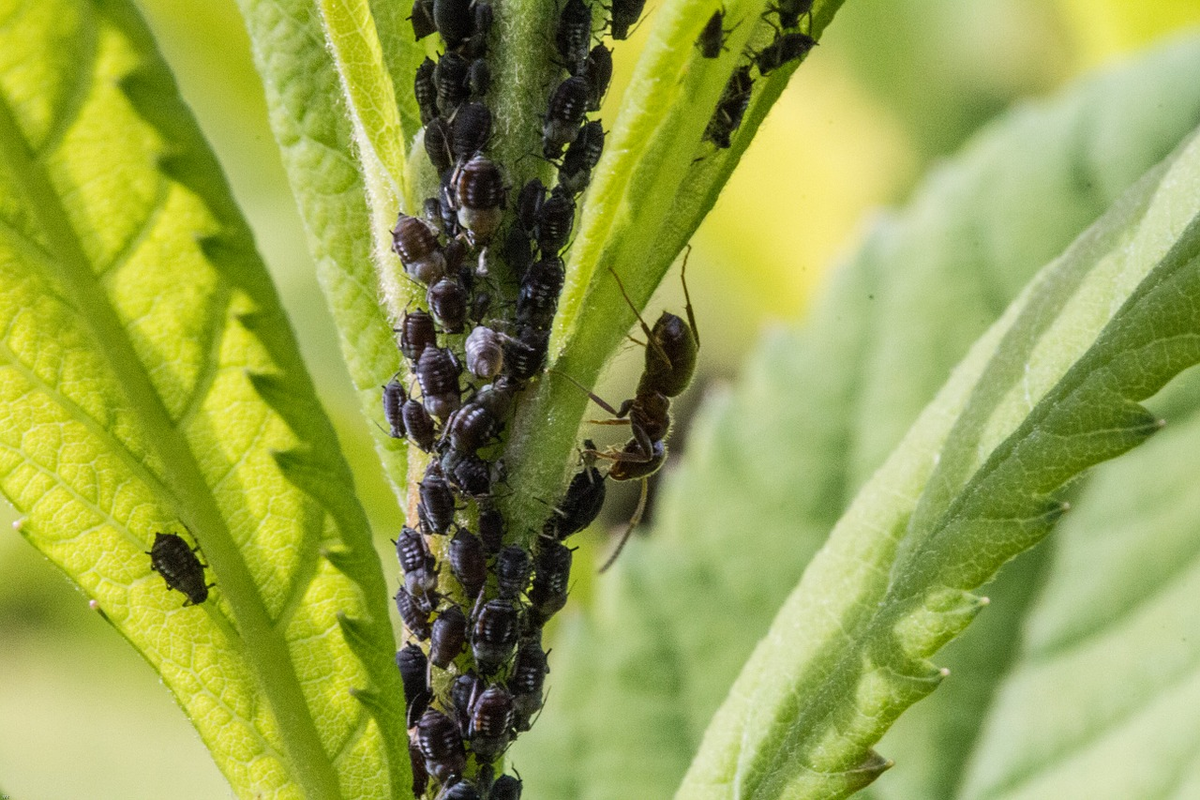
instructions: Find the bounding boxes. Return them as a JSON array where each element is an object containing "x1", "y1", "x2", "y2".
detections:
[
  {"x1": 682, "y1": 84, "x2": 1200, "y2": 800},
  {"x1": 234, "y1": 0, "x2": 412, "y2": 501},
  {"x1": 0, "y1": 1, "x2": 407, "y2": 797},
  {"x1": 512, "y1": 34, "x2": 1200, "y2": 800}
]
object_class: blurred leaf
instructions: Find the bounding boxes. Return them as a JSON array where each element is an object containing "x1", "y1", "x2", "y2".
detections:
[
  {"x1": 513, "y1": 35, "x2": 1200, "y2": 800},
  {"x1": 0, "y1": 1, "x2": 406, "y2": 797},
  {"x1": 1059, "y1": 0, "x2": 1200, "y2": 67},
  {"x1": 234, "y1": 0, "x2": 412, "y2": 500}
]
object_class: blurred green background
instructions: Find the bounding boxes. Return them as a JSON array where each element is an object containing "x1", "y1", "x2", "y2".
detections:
[{"x1": 2, "y1": 0, "x2": 1198, "y2": 796}]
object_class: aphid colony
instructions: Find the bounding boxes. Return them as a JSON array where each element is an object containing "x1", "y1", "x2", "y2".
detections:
[{"x1": 385, "y1": 0, "x2": 631, "y2": 794}]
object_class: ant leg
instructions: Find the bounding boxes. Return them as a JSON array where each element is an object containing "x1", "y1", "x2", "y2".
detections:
[
  {"x1": 598, "y1": 477, "x2": 648, "y2": 573},
  {"x1": 679, "y1": 244, "x2": 700, "y2": 348},
  {"x1": 608, "y1": 266, "x2": 673, "y2": 368},
  {"x1": 553, "y1": 369, "x2": 630, "y2": 418}
]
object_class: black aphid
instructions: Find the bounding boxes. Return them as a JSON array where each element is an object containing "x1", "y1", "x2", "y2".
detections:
[
  {"x1": 398, "y1": 309, "x2": 438, "y2": 362},
  {"x1": 550, "y1": 446, "x2": 607, "y2": 539},
  {"x1": 416, "y1": 346, "x2": 463, "y2": 419},
  {"x1": 397, "y1": 525, "x2": 439, "y2": 601},
  {"x1": 428, "y1": 276, "x2": 469, "y2": 333},
  {"x1": 433, "y1": 0, "x2": 475, "y2": 48},
  {"x1": 610, "y1": 0, "x2": 647, "y2": 39},
  {"x1": 446, "y1": 399, "x2": 501, "y2": 454},
  {"x1": 435, "y1": 52, "x2": 471, "y2": 116},
  {"x1": 441, "y1": 780, "x2": 483, "y2": 800},
  {"x1": 410, "y1": 740, "x2": 430, "y2": 797},
  {"x1": 543, "y1": 76, "x2": 589, "y2": 158},
  {"x1": 502, "y1": 326, "x2": 549, "y2": 382},
  {"x1": 468, "y1": 685, "x2": 515, "y2": 761},
  {"x1": 490, "y1": 774, "x2": 523, "y2": 800},
  {"x1": 528, "y1": 539, "x2": 573, "y2": 625},
  {"x1": 147, "y1": 531, "x2": 211, "y2": 606},
  {"x1": 509, "y1": 641, "x2": 549, "y2": 731},
  {"x1": 383, "y1": 378, "x2": 407, "y2": 438},
  {"x1": 754, "y1": 31, "x2": 816, "y2": 75},
  {"x1": 395, "y1": 586, "x2": 433, "y2": 639},
  {"x1": 396, "y1": 643, "x2": 432, "y2": 724},
  {"x1": 453, "y1": 154, "x2": 507, "y2": 245},
  {"x1": 451, "y1": 102, "x2": 493, "y2": 161},
  {"x1": 582, "y1": 44, "x2": 613, "y2": 111},
  {"x1": 392, "y1": 214, "x2": 446, "y2": 285},
  {"x1": 417, "y1": 708, "x2": 467, "y2": 783},
  {"x1": 697, "y1": 8, "x2": 732, "y2": 58},
  {"x1": 704, "y1": 64, "x2": 753, "y2": 148},
  {"x1": 445, "y1": 451, "x2": 493, "y2": 497},
  {"x1": 555, "y1": 0, "x2": 593, "y2": 73},
  {"x1": 451, "y1": 671, "x2": 484, "y2": 733},
  {"x1": 517, "y1": 256, "x2": 565, "y2": 333},
  {"x1": 495, "y1": 545, "x2": 532, "y2": 600},
  {"x1": 772, "y1": 0, "x2": 813, "y2": 29},
  {"x1": 535, "y1": 188, "x2": 575, "y2": 255},
  {"x1": 471, "y1": 598, "x2": 520, "y2": 673},
  {"x1": 449, "y1": 529, "x2": 488, "y2": 599},
  {"x1": 468, "y1": 58, "x2": 491, "y2": 98},
  {"x1": 415, "y1": 57, "x2": 439, "y2": 124},
  {"x1": 411, "y1": 0, "x2": 438, "y2": 40},
  {"x1": 478, "y1": 507, "x2": 505, "y2": 554},
  {"x1": 402, "y1": 397, "x2": 437, "y2": 452},
  {"x1": 515, "y1": 178, "x2": 546, "y2": 234},
  {"x1": 420, "y1": 465, "x2": 458, "y2": 534},
  {"x1": 559, "y1": 119, "x2": 605, "y2": 195},
  {"x1": 424, "y1": 117, "x2": 456, "y2": 175},
  {"x1": 431, "y1": 604, "x2": 469, "y2": 668}
]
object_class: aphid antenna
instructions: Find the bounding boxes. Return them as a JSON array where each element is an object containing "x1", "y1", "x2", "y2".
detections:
[
  {"x1": 598, "y1": 476, "x2": 648, "y2": 572},
  {"x1": 606, "y1": 266, "x2": 674, "y2": 368}
]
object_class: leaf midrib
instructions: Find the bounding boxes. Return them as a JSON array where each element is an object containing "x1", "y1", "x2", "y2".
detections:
[{"x1": 0, "y1": 70, "x2": 342, "y2": 800}]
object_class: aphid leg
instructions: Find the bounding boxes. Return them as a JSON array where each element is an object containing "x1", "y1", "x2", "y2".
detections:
[{"x1": 598, "y1": 477, "x2": 648, "y2": 573}]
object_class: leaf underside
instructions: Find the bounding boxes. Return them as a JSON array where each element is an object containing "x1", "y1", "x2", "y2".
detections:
[
  {"x1": 0, "y1": 1, "x2": 407, "y2": 798},
  {"x1": 512, "y1": 34, "x2": 1200, "y2": 800}
]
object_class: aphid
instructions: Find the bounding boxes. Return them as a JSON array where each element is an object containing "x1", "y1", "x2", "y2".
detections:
[
  {"x1": 424, "y1": 117, "x2": 456, "y2": 175},
  {"x1": 535, "y1": 188, "x2": 575, "y2": 255},
  {"x1": 517, "y1": 256, "x2": 565, "y2": 331},
  {"x1": 508, "y1": 640, "x2": 549, "y2": 731},
  {"x1": 446, "y1": 398, "x2": 501, "y2": 454},
  {"x1": 411, "y1": 0, "x2": 438, "y2": 40},
  {"x1": 415, "y1": 57, "x2": 439, "y2": 124},
  {"x1": 473, "y1": 375, "x2": 518, "y2": 419},
  {"x1": 463, "y1": 0, "x2": 494, "y2": 57},
  {"x1": 449, "y1": 529, "x2": 488, "y2": 599},
  {"x1": 451, "y1": 671, "x2": 484, "y2": 733},
  {"x1": 495, "y1": 545, "x2": 532, "y2": 600},
  {"x1": 697, "y1": 8, "x2": 733, "y2": 58},
  {"x1": 417, "y1": 708, "x2": 467, "y2": 783},
  {"x1": 471, "y1": 597, "x2": 520, "y2": 674},
  {"x1": 558, "y1": 120, "x2": 605, "y2": 195},
  {"x1": 396, "y1": 643, "x2": 432, "y2": 725},
  {"x1": 704, "y1": 64, "x2": 753, "y2": 148},
  {"x1": 397, "y1": 525, "x2": 439, "y2": 601},
  {"x1": 772, "y1": 0, "x2": 813, "y2": 29},
  {"x1": 420, "y1": 464, "x2": 458, "y2": 535},
  {"x1": 395, "y1": 586, "x2": 433, "y2": 639},
  {"x1": 416, "y1": 345, "x2": 463, "y2": 419},
  {"x1": 582, "y1": 44, "x2": 613, "y2": 112},
  {"x1": 402, "y1": 397, "x2": 437, "y2": 452},
  {"x1": 468, "y1": 58, "x2": 491, "y2": 98},
  {"x1": 555, "y1": 0, "x2": 593, "y2": 73},
  {"x1": 410, "y1": 740, "x2": 430, "y2": 797},
  {"x1": 528, "y1": 539, "x2": 573, "y2": 626},
  {"x1": 444, "y1": 236, "x2": 468, "y2": 274},
  {"x1": 383, "y1": 378, "x2": 407, "y2": 438},
  {"x1": 451, "y1": 102, "x2": 493, "y2": 161},
  {"x1": 439, "y1": 182, "x2": 461, "y2": 237},
  {"x1": 392, "y1": 214, "x2": 446, "y2": 285},
  {"x1": 610, "y1": 0, "x2": 647, "y2": 39},
  {"x1": 490, "y1": 774, "x2": 523, "y2": 800},
  {"x1": 430, "y1": 604, "x2": 469, "y2": 668},
  {"x1": 502, "y1": 326, "x2": 549, "y2": 381},
  {"x1": 444, "y1": 451, "x2": 493, "y2": 497},
  {"x1": 754, "y1": 31, "x2": 816, "y2": 75},
  {"x1": 453, "y1": 154, "x2": 507, "y2": 245},
  {"x1": 464, "y1": 326, "x2": 505, "y2": 380},
  {"x1": 147, "y1": 531, "x2": 211, "y2": 606},
  {"x1": 542, "y1": 76, "x2": 589, "y2": 159},
  {"x1": 433, "y1": 0, "x2": 475, "y2": 48},
  {"x1": 468, "y1": 685, "x2": 515, "y2": 761},
  {"x1": 515, "y1": 178, "x2": 546, "y2": 234},
  {"x1": 398, "y1": 309, "x2": 438, "y2": 362},
  {"x1": 440, "y1": 780, "x2": 482, "y2": 800},
  {"x1": 427, "y1": 277, "x2": 468, "y2": 333},
  {"x1": 478, "y1": 507, "x2": 505, "y2": 554},
  {"x1": 435, "y1": 52, "x2": 471, "y2": 116},
  {"x1": 549, "y1": 445, "x2": 607, "y2": 539}
]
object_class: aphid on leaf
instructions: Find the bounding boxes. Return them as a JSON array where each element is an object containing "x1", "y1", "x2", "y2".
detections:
[
  {"x1": 754, "y1": 31, "x2": 816, "y2": 75},
  {"x1": 147, "y1": 531, "x2": 211, "y2": 606}
]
